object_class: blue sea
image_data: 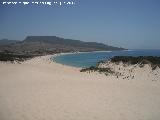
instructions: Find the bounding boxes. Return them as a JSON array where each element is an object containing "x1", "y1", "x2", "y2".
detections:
[{"x1": 53, "y1": 49, "x2": 160, "y2": 68}]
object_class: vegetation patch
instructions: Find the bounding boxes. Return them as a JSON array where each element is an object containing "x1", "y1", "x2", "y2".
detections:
[
  {"x1": 110, "y1": 56, "x2": 160, "y2": 70},
  {"x1": 0, "y1": 52, "x2": 34, "y2": 62},
  {"x1": 80, "y1": 66, "x2": 114, "y2": 75}
]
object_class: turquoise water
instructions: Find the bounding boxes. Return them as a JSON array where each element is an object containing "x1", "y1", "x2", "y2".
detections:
[{"x1": 54, "y1": 49, "x2": 160, "y2": 68}]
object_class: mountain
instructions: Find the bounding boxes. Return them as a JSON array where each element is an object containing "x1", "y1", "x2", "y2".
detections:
[{"x1": 0, "y1": 36, "x2": 125, "y2": 55}]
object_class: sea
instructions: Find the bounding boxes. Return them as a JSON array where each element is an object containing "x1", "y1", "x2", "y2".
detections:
[{"x1": 53, "y1": 49, "x2": 160, "y2": 68}]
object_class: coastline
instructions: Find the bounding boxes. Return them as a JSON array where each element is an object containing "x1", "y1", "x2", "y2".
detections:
[
  {"x1": 51, "y1": 51, "x2": 113, "y2": 68},
  {"x1": 53, "y1": 50, "x2": 113, "y2": 57},
  {"x1": 0, "y1": 55, "x2": 160, "y2": 120}
]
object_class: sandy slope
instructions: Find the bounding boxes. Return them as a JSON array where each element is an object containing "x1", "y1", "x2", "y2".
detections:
[{"x1": 0, "y1": 55, "x2": 160, "y2": 120}]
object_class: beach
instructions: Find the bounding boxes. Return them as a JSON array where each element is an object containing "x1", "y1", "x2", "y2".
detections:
[{"x1": 0, "y1": 55, "x2": 160, "y2": 120}]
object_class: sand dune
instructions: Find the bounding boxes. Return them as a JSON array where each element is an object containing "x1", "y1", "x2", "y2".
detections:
[{"x1": 0, "y1": 55, "x2": 160, "y2": 120}]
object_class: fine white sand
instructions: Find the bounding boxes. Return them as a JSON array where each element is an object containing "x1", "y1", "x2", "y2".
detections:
[{"x1": 0, "y1": 55, "x2": 160, "y2": 120}]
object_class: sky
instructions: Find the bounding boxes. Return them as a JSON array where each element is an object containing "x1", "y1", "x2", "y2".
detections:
[{"x1": 0, "y1": 0, "x2": 160, "y2": 49}]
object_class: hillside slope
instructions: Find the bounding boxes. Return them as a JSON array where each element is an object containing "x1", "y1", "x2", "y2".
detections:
[{"x1": 0, "y1": 36, "x2": 125, "y2": 54}]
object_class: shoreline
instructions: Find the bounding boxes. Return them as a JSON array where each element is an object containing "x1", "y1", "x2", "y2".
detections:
[
  {"x1": 51, "y1": 49, "x2": 159, "y2": 69},
  {"x1": 50, "y1": 51, "x2": 113, "y2": 68}
]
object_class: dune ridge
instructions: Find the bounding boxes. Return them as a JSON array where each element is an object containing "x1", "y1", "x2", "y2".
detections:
[{"x1": 0, "y1": 55, "x2": 160, "y2": 120}]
